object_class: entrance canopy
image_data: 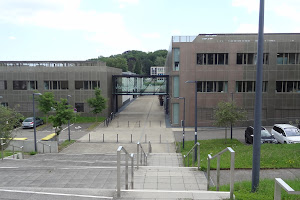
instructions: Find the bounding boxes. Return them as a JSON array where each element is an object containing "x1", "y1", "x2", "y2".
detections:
[{"x1": 112, "y1": 75, "x2": 169, "y2": 95}]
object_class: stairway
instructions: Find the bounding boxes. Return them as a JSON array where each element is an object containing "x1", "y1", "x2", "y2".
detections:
[{"x1": 118, "y1": 153, "x2": 233, "y2": 199}]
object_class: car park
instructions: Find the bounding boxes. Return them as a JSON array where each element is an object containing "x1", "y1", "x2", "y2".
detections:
[
  {"x1": 245, "y1": 126, "x2": 277, "y2": 144},
  {"x1": 22, "y1": 117, "x2": 44, "y2": 129},
  {"x1": 271, "y1": 124, "x2": 300, "y2": 144}
]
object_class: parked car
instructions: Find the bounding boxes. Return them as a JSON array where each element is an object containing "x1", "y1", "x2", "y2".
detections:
[
  {"x1": 271, "y1": 124, "x2": 300, "y2": 144},
  {"x1": 22, "y1": 117, "x2": 44, "y2": 129},
  {"x1": 245, "y1": 126, "x2": 277, "y2": 144}
]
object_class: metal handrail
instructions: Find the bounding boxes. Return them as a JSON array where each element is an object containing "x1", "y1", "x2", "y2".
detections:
[
  {"x1": 148, "y1": 141, "x2": 152, "y2": 153},
  {"x1": 37, "y1": 141, "x2": 51, "y2": 153},
  {"x1": 207, "y1": 147, "x2": 235, "y2": 200},
  {"x1": 1, "y1": 142, "x2": 6, "y2": 161},
  {"x1": 117, "y1": 146, "x2": 134, "y2": 198},
  {"x1": 0, "y1": 142, "x2": 24, "y2": 160},
  {"x1": 10, "y1": 145, "x2": 24, "y2": 159},
  {"x1": 136, "y1": 142, "x2": 148, "y2": 169},
  {"x1": 183, "y1": 142, "x2": 200, "y2": 169},
  {"x1": 274, "y1": 178, "x2": 300, "y2": 200}
]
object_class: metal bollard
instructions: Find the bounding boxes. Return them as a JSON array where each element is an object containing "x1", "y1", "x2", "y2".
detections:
[
  {"x1": 128, "y1": 121, "x2": 129, "y2": 127},
  {"x1": 103, "y1": 134, "x2": 104, "y2": 143},
  {"x1": 139, "y1": 121, "x2": 140, "y2": 127},
  {"x1": 160, "y1": 134, "x2": 161, "y2": 143},
  {"x1": 150, "y1": 121, "x2": 151, "y2": 127}
]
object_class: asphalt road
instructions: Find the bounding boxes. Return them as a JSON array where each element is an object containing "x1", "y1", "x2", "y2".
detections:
[
  {"x1": 173, "y1": 126, "x2": 275, "y2": 144},
  {"x1": 12, "y1": 123, "x2": 92, "y2": 141}
]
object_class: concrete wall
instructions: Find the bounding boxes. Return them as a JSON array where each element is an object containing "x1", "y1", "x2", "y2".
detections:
[
  {"x1": 5, "y1": 140, "x2": 58, "y2": 153},
  {"x1": 166, "y1": 33, "x2": 300, "y2": 127}
]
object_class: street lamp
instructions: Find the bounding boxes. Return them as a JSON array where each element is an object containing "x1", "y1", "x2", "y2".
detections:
[
  {"x1": 67, "y1": 95, "x2": 71, "y2": 141},
  {"x1": 185, "y1": 80, "x2": 197, "y2": 161},
  {"x1": 177, "y1": 97, "x2": 185, "y2": 149},
  {"x1": 33, "y1": 93, "x2": 42, "y2": 152},
  {"x1": 230, "y1": 92, "x2": 234, "y2": 140}
]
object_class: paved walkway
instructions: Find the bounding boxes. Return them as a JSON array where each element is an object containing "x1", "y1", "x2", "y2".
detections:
[{"x1": 61, "y1": 96, "x2": 176, "y2": 154}]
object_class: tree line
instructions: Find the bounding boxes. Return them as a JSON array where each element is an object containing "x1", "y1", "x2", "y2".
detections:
[{"x1": 89, "y1": 50, "x2": 168, "y2": 75}]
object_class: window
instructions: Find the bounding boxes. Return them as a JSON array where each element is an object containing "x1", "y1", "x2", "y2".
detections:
[
  {"x1": 75, "y1": 81, "x2": 100, "y2": 90},
  {"x1": 276, "y1": 81, "x2": 300, "y2": 93},
  {"x1": 44, "y1": 81, "x2": 68, "y2": 90},
  {"x1": 75, "y1": 103, "x2": 84, "y2": 112},
  {"x1": 13, "y1": 81, "x2": 37, "y2": 90},
  {"x1": 197, "y1": 53, "x2": 228, "y2": 65},
  {"x1": 236, "y1": 81, "x2": 268, "y2": 92},
  {"x1": 197, "y1": 81, "x2": 228, "y2": 92},
  {"x1": 277, "y1": 53, "x2": 299, "y2": 65},
  {"x1": 1, "y1": 102, "x2": 8, "y2": 107},
  {"x1": 237, "y1": 53, "x2": 269, "y2": 65},
  {"x1": 0, "y1": 81, "x2": 7, "y2": 90},
  {"x1": 173, "y1": 48, "x2": 180, "y2": 71}
]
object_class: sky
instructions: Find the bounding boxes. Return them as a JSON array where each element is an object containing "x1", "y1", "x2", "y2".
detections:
[{"x1": 1, "y1": 0, "x2": 300, "y2": 61}]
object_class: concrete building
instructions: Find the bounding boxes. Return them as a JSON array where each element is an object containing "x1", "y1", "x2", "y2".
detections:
[
  {"x1": 0, "y1": 61, "x2": 122, "y2": 117},
  {"x1": 150, "y1": 66, "x2": 165, "y2": 82},
  {"x1": 166, "y1": 33, "x2": 300, "y2": 127}
]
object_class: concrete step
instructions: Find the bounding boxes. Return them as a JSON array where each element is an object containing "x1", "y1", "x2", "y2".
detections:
[
  {"x1": 118, "y1": 190, "x2": 232, "y2": 200},
  {"x1": 147, "y1": 153, "x2": 183, "y2": 167},
  {"x1": 134, "y1": 166, "x2": 207, "y2": 191}
]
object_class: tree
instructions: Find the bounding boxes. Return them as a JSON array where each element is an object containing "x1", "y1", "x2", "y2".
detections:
[
  {"x1": 134, "y1": 59, "x2": 142, "y2": 74},
  {"x1": 154, "y1": 56, "x2": 166, "y2": 66},
  {"x1": 141, "y1": 58, "x2": 153, "y2": 75},
  {"x1": 0, "y1": 105, "x2": 23, "y2": 148},
  {"x1": 49, "y1": 98, "x2": 75, "y2": 138},
  {"x1": 37, "y1": 92, "x2": 55, "y2": 124},
  {"x1": 214, "y1": 101, "x2": 247, "y2": 143},
  {"x1": 87, "y1": 88, "x2": 107, "y2": 121}
]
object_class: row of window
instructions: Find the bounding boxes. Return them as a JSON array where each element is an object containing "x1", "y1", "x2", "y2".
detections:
[
  {"x1": 194, "y1": 53, "x2": 300, "y2": 66},
  {"x1": 0, "y1": 80, "x2": 101, "y2": 90},
  {"x1": 195, "y1": 81, "x2": 300, "y2": 93}
]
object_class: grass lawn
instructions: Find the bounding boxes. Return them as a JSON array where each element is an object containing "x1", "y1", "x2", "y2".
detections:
[
  {"x1": 58, "y1": 140, "x2": 76, "y2": 152},
  {"x1": 0, "y1": 151, "x2": 14, "y2": 159},
  {"x1": 210, "y1": 178, "x2": 300, "y2": 200},
  {"x1": 179, "y1": 139, "x2": 300, "y2": 170}
]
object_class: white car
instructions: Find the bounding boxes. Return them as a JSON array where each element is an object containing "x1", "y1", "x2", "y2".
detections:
[{"x1": 271, "y1": 124, "x2": 300, "y2": 144}]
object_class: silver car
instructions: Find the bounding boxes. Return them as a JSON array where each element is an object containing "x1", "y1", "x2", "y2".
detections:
[
  {"x1": 22, "y1": 117, "x2": 44, "y2": 129},
  {"x1": 271, "y1": 124, "x2": 300, "y2": 144}
]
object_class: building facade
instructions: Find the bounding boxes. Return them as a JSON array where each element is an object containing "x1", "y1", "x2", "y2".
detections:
[
  {"x1": 166, "y1": 33, "x2": 300, "y2": 127},
  {"x1": 0, "y1": 61, "x2": 122, "y2": 117},
  {"x1": 150, "y1": 66, "x2": 165, "y2": 82}
]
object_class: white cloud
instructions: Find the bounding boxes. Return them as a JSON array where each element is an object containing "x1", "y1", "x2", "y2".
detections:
[
  {"x1": 234, "y1": 24, "x2": 273, "y2": 33},
  {"x1": 0, "y1": 0, "x2": 142, "y2": 55},
  {"x1": 142, "y1": 33, "x2": 160, "y2": 39},
  {"x1": 232, "y1": 0, "x2": 259, "y2": 13},
  {"x1": 9, "y1": 36, "x2": 16, "y2": 40}
]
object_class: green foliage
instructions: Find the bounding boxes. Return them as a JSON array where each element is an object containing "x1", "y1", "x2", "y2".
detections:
[
  {"x1": 87, "y1": 88, "x2": 107, "y2": 121},
  {"x1": 210, "y1": 179, "x2": 300, "y2": 200},
  {"x1": 29, "y1": 151, "x2": 37, "y2": 155},
  {"x1": 180, "y1": 139, "x2": 300, "y2": 170},
  {"x1": 37, "y1": 92, "x2": 55, "y2": 123},
  {"x1": 90, "y1": 49, "x2": 167, "y2": 75},
  {"x1": 154, "y1": 56, "x2": 166, "y2": 66},
  {"x1": 0, "y1": 105, "x2": 23, "y2": 146},
  {"x1": 214, "y1": 101, "x2": 247, "y2": 141},
  {"x1": 134, "y1": 59, "x2": 142, "y2": 74},
  {"x1": 49, "y1": 98, "x2": 75, "y2": 136}
]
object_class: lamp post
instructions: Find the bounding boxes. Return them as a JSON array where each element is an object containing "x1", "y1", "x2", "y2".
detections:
[
  {"x1": 177, "y1": 97, "x2": 185, "y2": 149},
  {"x1": 185, "y1": 80, "x2": 197, "y2": 161},
  {"x1": 67, "y1": 95, "x2": 71, "y2": 141},
  {"x1": 230, "y1": 92, "x2": 234, "y2": 140},
  {"x1": 33, "y1": 93, "x2": 42, "y2": 152}
]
